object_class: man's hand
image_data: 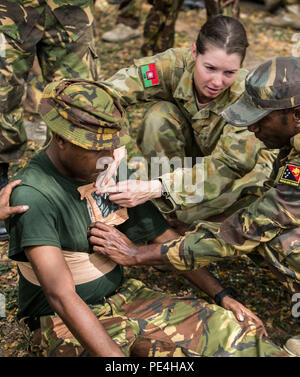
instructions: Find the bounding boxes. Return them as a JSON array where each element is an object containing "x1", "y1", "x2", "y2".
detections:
[
  {"x1": 88, "y1": 222, "x2": 164, "y2": 266},
  {"x1": 0, "y1": 180, "x2": 29, "y2": 221},
  {"x1": 95, "y1": 180, "x2": 162, "y2": 207},
  {"x1": 181, "y1": 268, "x2": 268, "y2": 337},
  {"x1": 88, "y1": 222, "x2": 141, "y2": 265},
  {"x1": 221, "y1": 296, "x2": 268, "y2": 337}
]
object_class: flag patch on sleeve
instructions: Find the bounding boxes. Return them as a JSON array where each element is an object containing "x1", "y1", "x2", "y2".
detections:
[
  {"x1": 141, "y1": 63, "x2": 159, "y2": 87},
  {"x1": 279, "y1": 164, "x2": 300, "y2": 186}
]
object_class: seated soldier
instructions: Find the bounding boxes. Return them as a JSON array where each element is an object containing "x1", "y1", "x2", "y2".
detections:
[{"x1": 6, "y1": 79, "x2": 289, "y2": 357}]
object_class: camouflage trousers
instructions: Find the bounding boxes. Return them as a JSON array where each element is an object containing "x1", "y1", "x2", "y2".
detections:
[
  {"x1": 117, "y1": 0, "x2": 144, "y2": 28},
  {"x1": 209, "y1": 0, "x2": 240, "y2": 18},
  {"x1": 25, "y1": 279, "x2": 288, "y2": 357},
  {"x1": 116, "y1": 0, "x2": 183, "y2": 55},
  {"x1": 0, "y1": 4, "x2": 100, "y2": 163},
  {"x1": 141, "y1": 0, "x2": 184, "y2": 56},
  {"x1": 137, "y1": 101, "x2": 200, "y2": 171}
]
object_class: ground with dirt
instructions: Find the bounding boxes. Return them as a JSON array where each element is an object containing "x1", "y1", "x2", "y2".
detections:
[{"x1": 0, "y1": 1, "x2": 299, "y2": 357}]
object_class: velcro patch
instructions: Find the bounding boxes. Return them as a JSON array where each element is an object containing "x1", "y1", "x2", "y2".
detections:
[
  {"x1": 279, "y1": 164, "x2": 300, "y2": 187},
  {"x1": 141, "y1": 63, "x2": 159, "y2": 88}
]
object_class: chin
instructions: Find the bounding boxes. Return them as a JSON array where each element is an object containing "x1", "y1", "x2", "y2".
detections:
[{"x1": 263, "y1": 142, "x2": 282, "y2": 149}]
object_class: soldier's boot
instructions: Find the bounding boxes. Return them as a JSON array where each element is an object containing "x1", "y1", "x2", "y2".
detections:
[
  {"x1": 0, "y1": 163, "x2": 9, "y2": 241},
  {"x1": 264, "y1": 0, "x2": 283, "y2": 12},
  {"x1": 102, "y1": 23, "x2": 141, "y2": 43},
  {"x1": 265, "y1": 6, "x2": 300, "y2": 29},
  {"x1": 284, "y1": 335, "x2": 300, "y2": 356}
]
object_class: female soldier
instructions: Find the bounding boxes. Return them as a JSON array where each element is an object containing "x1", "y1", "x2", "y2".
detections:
[{"x1": 99, "y1": 16, "x2": 277, "y2": 224}]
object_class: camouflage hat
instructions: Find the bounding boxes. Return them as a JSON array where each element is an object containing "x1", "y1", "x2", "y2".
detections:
[
  {"x1": 39, "y1": 79, "x2": 128, "y2": 150},
  {"x1": 223, "y1": 56, "x2": 300, "y2": 127}
]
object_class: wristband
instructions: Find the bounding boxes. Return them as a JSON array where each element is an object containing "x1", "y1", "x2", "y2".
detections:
[
  {"x1": 157, "y1": 178, "x2": 169, "y2": 198},
  {"x1": 214, "y1": 287, "x2": 237, "y2": 306}
]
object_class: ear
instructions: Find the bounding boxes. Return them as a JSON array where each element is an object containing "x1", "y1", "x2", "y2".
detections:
[
  {"x1": 53, "y1": 133, "x2": 67, "y2": 150},
  {"x1": 191, "y1": 42, "x2": 197, "y2": 60},
  {"x1": 293, "y1": 107, "x2": 300, "y2": 131}
]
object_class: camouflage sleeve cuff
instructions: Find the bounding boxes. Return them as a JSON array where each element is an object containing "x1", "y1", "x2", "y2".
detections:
[
  {"x1": 160, "y1": 221, "x2": 239, "y2": 271},
  {"x1": 152, "y1": 175, "x2": 180, "y2": 214},
  {"x1": 154, "y1": 171, "x2": 196, "y2": 213}
]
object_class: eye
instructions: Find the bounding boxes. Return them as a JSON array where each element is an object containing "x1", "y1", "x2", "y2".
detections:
[
  {"x1": 224, "y1": 71, "x2": 236, "y2": 77},
  {"x1": 205, "y1": 65, "x2": 215, "y2": 71}
]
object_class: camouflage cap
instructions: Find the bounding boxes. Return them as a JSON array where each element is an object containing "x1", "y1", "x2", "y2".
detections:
[
  {"x1": 39, "y1": 79, "x2": 128, "y2": 150},
  {"x1": 223, "y1": 56, "x2": 300, "y2": 127}
]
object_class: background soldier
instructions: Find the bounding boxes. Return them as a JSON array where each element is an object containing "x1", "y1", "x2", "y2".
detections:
[{"x1": 0, "y1": 0, "x2": 100, "y2": 239}]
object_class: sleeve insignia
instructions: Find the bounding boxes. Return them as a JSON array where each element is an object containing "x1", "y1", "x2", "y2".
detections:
[
  {"x1": 279, "y1": 164, "x2": 300, "y2": 186},
  {"x1": 140, "y1": 63, "x2": 159, "y2": 88}
]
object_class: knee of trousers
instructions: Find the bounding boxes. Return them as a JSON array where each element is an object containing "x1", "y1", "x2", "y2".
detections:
[{"x1": 141, "y1": 101, "x2": 186, "y2": 138}]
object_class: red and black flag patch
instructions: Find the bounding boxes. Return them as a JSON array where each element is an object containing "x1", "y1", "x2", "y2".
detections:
[{"x1": 279, "y1": 164, "x2": 300, "y2": 187}]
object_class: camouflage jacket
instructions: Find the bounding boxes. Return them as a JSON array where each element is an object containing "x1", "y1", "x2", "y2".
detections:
[
  {"x1": 101, "y1": 47, "x2": 277, "y2": 222},
  {"x1": 161, "y1": 133, "x2": 300, "y2": 292},
  {"x1": 0, "y1": 0, "x2": 94, "y2": 43}
]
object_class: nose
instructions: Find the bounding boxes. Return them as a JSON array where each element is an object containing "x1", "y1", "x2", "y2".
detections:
[{"x1": 211, "y1": 73, "x2": 223, "y2": 88}]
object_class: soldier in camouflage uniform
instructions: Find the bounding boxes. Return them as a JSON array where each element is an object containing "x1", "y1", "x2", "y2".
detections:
[
  {"x1": 6, "y1": 78, "x2": 288, "y2": 357},
  {"x1": 99, "y1": 16, "x2": 277, "y2": 225},
  {"x1": 0, "y1": 0, "x2": 100, "y2": 183},
  {"x1": 90, "y1": 56, "x2": 300, "y2": 356}
]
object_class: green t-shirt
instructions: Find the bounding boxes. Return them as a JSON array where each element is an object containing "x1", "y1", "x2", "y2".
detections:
[{"x1": 7, "y1": 151, "x2": 169, "y2": 318}]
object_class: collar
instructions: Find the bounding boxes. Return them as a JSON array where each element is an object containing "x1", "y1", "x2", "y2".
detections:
[{"x1": 290, "y1": 133, "x2": 300, "y2": 152}]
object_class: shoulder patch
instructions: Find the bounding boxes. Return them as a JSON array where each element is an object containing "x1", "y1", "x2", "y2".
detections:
[
  {"x1": 140, "y1": 63, "x2": 159, "y2": 88},
  {"x1": 279, "y1": 164, "x2": 300, "y2": 186}
]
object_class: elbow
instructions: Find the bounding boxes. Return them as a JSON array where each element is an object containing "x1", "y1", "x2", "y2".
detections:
[{"x1": 43, "y1": 284, "x2": 76, "y2": 314}]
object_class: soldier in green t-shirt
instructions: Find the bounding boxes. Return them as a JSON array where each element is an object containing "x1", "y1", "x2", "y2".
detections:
[{"x1": 5, "y1": 78, "x2": 289, "y2": 357}]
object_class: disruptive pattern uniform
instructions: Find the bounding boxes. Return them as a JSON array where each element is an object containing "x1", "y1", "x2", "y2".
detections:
[
  {"x1": 100, "y1": 47, "x2": 278, "y2": 223},
  {"x1": 0, "y1": 0, "x2": 100, "y2": 162}
]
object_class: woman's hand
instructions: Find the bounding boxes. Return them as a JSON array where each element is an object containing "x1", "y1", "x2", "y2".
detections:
[{"x1": 95, "y1": 179, "x2": 162, "y2": 207}]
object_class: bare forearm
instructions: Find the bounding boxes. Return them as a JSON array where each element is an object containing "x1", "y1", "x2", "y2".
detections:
[
  {"x1": 181, "y1": 268, "x2": 223, "y2": 299},
  {"x1": 133, "y1": 243, "x2": 164, "y2": 265},
  {"x1": 25, "y1": 246, "x2": 125, "y2": 357}
]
